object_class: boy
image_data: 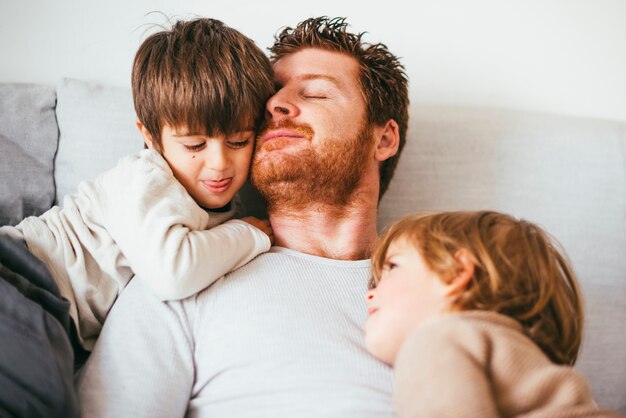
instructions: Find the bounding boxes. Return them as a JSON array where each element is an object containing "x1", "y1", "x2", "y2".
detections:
[
  {"x1": 366, "y1": 211, "x2": 622, "y2": 417},
  {"x1": 0, "y1": 18, "x2": 274, "y2": 417}
]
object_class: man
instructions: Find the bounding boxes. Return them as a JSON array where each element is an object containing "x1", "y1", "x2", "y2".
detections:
[{"x1": 77, "y1": 16, "x2": 409, "y2": 417}]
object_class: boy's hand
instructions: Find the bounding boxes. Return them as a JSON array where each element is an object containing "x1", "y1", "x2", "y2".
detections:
[{"x1": 241, "y1": 217, "x2": 274, "y2": 245}]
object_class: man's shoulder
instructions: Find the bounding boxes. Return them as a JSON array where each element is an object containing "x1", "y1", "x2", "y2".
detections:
[
  {"x1": 196, "y1": 247, "x2": 371, "y2": 302},
  {"x1": 236, "y1": 247, "x2": 372, "y2": 268},
  {"x1": 220, "y1": 247, "x2": 370, "y2": 284}
]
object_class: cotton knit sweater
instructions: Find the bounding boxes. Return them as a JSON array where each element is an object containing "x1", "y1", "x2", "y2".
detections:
[
  {"x1": 77, "y1": 247, "x2": 394, "y2": 418},
  {"x1": 0, "y1": 150, "x2": 270, "y2": 349},
  {"x1": 394, "y1": 311, "x2": 621, "y2": 418}
]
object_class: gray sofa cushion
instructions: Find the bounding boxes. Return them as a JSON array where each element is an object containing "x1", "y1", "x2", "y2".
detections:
[
  {"x1": 54, "y1": 78, "x2": 144, "y2": 205},
  {"x1": 0, "y1": 84, "x2": 57, "y2": 226}
]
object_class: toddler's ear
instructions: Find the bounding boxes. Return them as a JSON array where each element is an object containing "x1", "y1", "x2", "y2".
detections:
[
  {"x1": 136, "y1": 119, "x2": 155, "y2": 149},
  {"x1": 444, "y1": 249, "x2": 475, "y2": 297}
]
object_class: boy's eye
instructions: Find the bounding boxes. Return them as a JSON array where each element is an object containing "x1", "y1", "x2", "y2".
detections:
[
  {"x1": 227, "y1": 139, "x2": 251, "y2": 149},
  {"x1": 382, "y1": 262, "x2": 398, "y2": 271},
  {"x1": 184, "y1": 142, "x2": 206, "y2": 151}
]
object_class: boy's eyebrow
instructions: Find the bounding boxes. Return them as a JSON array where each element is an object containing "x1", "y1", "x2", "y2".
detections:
[
  {"x1": 172, "y1": 129, "x2": 255, "y2": 138},
  {"x1": 384, "y1": 250, "x2": 401, "y2": 260}
]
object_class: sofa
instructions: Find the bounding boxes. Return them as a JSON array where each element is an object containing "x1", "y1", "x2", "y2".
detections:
[{"x1": 1, "y1": 78, "x2": 625, "y2": 413}]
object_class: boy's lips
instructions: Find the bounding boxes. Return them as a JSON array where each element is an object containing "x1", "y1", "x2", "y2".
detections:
[{"x1": 201, "y1": 178, "x2": 232, "y2": 194}]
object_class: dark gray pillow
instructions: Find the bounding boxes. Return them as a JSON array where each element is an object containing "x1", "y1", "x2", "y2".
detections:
[{"x1": 0, "y1": 84, "x2": 57, "y2": 226}]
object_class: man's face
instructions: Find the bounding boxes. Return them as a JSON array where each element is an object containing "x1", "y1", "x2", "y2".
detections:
[{"x1": 251, "y1": 48, "x2": 375, "y2": 211}]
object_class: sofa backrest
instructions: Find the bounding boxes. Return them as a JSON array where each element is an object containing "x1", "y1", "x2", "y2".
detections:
[
  {"x1": 54, "y1": 78, "x2": 144, "y2": 204},
  {"x1": 1, "y1": 78, "x2": 625, "y2": 412}
]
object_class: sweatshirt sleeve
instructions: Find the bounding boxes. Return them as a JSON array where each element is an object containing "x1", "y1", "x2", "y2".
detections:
[
  {"x1": 93, "y1": 150, "x2": 271, "y2": 300},
  {"x1": 393, "y1": 320, "x2": 500, "y2": 418}
]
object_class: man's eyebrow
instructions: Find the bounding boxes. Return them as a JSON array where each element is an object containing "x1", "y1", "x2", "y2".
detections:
[{"x1": 299, "y1": 73, "x2": 343, "y2": 87}]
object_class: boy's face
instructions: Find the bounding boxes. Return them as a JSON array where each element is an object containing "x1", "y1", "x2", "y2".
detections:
[
  {"x1": 365, "y1": 237, "x2": 451, "y2": 365},
  {"x1": 154, "y1": 125, "x2": 254, "y2": 209}
]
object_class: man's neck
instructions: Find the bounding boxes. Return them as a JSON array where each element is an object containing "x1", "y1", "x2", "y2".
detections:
[
  {"x1": 270, "y1": 211, "x2": 376, "y2": 260},
  {"x1": 268, "y1": 198, "x2": 379, "y2": 261}
]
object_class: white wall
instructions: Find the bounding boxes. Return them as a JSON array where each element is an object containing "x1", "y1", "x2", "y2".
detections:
[{"x1": 1, "y1": 0, "x2": 625, "y2": 121}]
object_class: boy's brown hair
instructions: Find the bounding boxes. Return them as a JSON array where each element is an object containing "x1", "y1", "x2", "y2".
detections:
[
  {"x1": 371, "y1": 211, "x2": 584, "y2": 366},
  {"x1": 132, "y1": 18, "x2": 274, "y2": 150},
  {"x1": 269, "y1": 16, "x2": 409, "y2": 198}
]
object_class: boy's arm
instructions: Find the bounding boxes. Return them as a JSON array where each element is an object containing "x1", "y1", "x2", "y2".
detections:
[
  {"x1": 145, "y1": 219, "x2": 271, "y2": 300},
  {"x1": 393, "y1": 321, "x2": 500, "y2": 418},
  {"x1": 95, "y1": 150, "x2": 271, "y2": 300}
]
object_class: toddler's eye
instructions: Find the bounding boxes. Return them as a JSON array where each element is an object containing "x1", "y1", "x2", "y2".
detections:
[
  {"x1": 184, "y1": 142, "x2": 205, "y2": 151},
  {"x1": 227, "y1": 139, "x2": 251, "y2": 149},
  {"x1": 382, "y1": 262, "x2": 397, "y2": 271}
]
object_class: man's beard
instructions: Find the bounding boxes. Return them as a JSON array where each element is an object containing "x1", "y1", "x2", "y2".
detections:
[{"x1": 251, "y1": 120, "x2": 374, "y2": 215}]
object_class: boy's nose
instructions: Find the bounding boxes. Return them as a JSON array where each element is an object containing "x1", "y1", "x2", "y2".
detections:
[
  {"x1": 365, "y1": 290, "x2": 379, "y2": 315},
  {"x1": 203, "y1": 144, "x2": 229, "y2": 173}
]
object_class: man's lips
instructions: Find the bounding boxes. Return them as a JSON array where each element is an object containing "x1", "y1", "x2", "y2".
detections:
[
  {"x1": 200, "y1": 178, "x2": 232, "y2": 194},
  {"x1": 259, "y1": 129, "x2": 306, "y2": 142}
]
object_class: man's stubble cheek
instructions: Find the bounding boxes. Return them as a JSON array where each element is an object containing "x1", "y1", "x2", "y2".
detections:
[
  {"x1": 250, "y1": 150, "x2": 316, "y2": 211},
  {"x1": 250, "y1": 126, "x2": 373, "y2": 210}
]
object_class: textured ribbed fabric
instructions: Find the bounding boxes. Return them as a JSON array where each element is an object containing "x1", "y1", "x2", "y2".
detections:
[
  {"x1": 78, "y1": 247, "x2": 393, "y2": 418},
  {"x1": 394, "y1": 311, "x2": 622, "y2": 418}
]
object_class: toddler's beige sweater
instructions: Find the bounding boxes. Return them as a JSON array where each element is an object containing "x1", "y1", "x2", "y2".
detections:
[{"x1": 394, "y1": 311, "x2": 621, "y2": 417}]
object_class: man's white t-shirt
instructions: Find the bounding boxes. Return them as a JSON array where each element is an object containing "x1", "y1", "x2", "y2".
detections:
[{"x1": 77, "y1": 247, "x2": 393, "y2": 417}]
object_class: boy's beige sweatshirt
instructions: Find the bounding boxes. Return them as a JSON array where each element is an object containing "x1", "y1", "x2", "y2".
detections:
[
  {"x1": 0, "y1": 149, "x2": 270, "y2": 350},
  {"x1": 394, "y1": 311, "x2": 622, "y2": 418}
]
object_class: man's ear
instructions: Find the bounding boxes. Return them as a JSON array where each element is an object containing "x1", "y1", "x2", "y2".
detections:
[
  {"x1": 136, "y1": 119, "x2": 155, "y2": 149},
  {"x1": 373, "y1": 119, "x2": 400, "y2": 162},
  {"x1": 444, "y1": 249, "x2": 475, "y2": 298}
]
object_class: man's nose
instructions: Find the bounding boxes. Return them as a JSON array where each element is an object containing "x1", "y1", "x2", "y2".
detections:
[{"x1": 265, "y1": 90, "x2": 298, "y2": 120}]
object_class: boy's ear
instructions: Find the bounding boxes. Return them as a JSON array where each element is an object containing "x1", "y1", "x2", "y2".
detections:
[
  {"x1": 444, "y1": 249, "x2": 475, "y2": 298},
  {"x1": 136, "y1": 119, "x2": 155, "y2": 149},
  {"x1": 373, "y1": 119, "x2": 400, "y2": 162}
]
